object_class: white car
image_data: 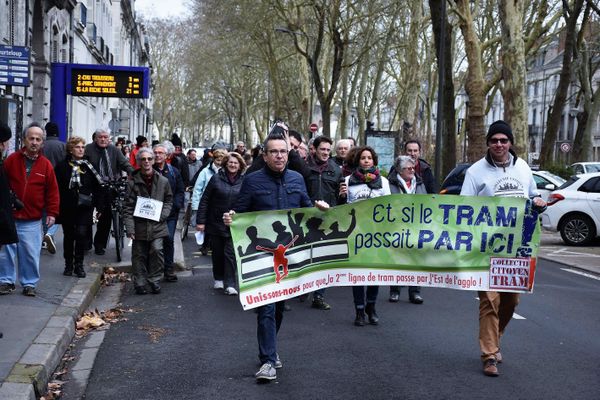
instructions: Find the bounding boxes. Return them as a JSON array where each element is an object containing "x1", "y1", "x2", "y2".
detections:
[
  {"x1": 532, "y1": 170, "x2": 566, "y2": 202},
  {"x1": 541, "y1": 172, "x2": 600, "y2": 245},
  {"x1": 570, "y1": 162, "x2": 600, "y2": 174}
]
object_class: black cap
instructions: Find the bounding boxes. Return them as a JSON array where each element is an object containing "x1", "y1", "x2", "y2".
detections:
[
  {"x1": 0, "y1": 121, "x2": 12, "y2": 142},
  {"x1": 136, "y1": 135, "x2": 147, "y2": 146},
  {"x1": 171, "y1": 133, "x2": 183, "y2": 147},
  {"x1": 486, "y1": 120, "x2": 514, "y2": 144}
]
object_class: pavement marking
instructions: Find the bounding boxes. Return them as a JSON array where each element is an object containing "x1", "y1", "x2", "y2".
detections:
[
  {"x1": 546, "y1": 248, "x2": 600, "y2": 258},
  {"x1": 560, "y1": 268, "x2": 600, "y2": 281}
]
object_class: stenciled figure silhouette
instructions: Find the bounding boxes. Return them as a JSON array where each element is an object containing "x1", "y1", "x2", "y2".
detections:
[
  {"x1": 327, "y1": 208, "x2": 357, "y2": 239},
  {"x1": 303, "y1": 217, "x2": 326, "y2": 243},
  {"x1": 256, "y1": 235, "x2": 299, "y2": 283},
  {"x1": 238, "y1": 226, "x2": 276, "y2": 257},
  {"x1": 287, "y1": 210, "x2": 306, "y2": 243},
  {"x1": 272, "y1": 220, "x2": 292, "y2": 244}
]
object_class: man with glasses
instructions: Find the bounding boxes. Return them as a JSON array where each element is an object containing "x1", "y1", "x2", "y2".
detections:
[
  {"x1": 123, "y1": 148, "x2": 173, "y2": 294},
  {"x1": 85, "y1": 129, "x2": 134, "y2": 255},
  {"x1": 223, "y1": 131, "x2": 326, "y2": 382},
  {"x1": 460, "y1": 120, "x2": 546, "y2": 377}
]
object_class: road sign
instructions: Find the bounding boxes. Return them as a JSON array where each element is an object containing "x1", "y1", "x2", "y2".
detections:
[
  {"x1": 560, "y1": 142, "x2": 571, "y2": 153},
  {"x1": 309, "y1": 123, "x2": 318, "y2": 133},
  {"x1": 0, "y1": 45, "x2": 30, "y2": 86}
]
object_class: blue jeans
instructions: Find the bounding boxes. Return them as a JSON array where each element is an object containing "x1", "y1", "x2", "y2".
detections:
[
  {"x1": 163, "y1": 219, "x2": 177, "y2": 270},
  {"x1": 42, "y1": 208, "x2": 59, "y2": 236},
  {"x1": 352, "y1": 286, "x2": 379, "y2": 309},
  {"x1": 257, "y1": 301, "x2": 285, "y2": 365},
  {"x1": 0, "y1": 220, "x2": 43, "y2": 287}
]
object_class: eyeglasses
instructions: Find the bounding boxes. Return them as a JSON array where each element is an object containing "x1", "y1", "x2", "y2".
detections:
[
  {"x1": 402, "y1": 166, "x2": 415, "y2": 170},
  {"x1": 489, "y1": 138, "x2": 509, "y2": 144},
  {"x1": 267, "y1": 149, "x2": 288, "y2": 156},
  {"x1": 140, "y1": 157, "x2": 154, "y2": 161}
]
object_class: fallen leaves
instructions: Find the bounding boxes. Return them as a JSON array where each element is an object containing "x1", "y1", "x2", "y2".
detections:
[
  {"x1": 137, "y1": 325, "x2": 171, "y2": 343},
  {"x1": 40, "y1": 380, "x2": 64, "y2": 399},
  {"x1": 75, "y1": 307, "x2": 134, "y2": 337},
  {"x1": 102, "y1": 267, "x2": 131, "y2": 286}
]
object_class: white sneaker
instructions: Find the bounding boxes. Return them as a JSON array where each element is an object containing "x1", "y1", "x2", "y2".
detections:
[
  {"x1": 255, "y1": 363, "x2": 276, "y2": 381},
  {"x1": 274, "y1": 353, "x2": 282, "y2": 369},
  {"x1": 213, "y1": 280, "x2": 224, "y2": 289},
  {"x1": 224, "y1": 287, "x2": 238, "y2": 295}
]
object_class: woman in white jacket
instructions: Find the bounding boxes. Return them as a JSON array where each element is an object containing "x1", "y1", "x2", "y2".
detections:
[{"x1": 342, "y1": 146, "x2": 391, "y2": 326}]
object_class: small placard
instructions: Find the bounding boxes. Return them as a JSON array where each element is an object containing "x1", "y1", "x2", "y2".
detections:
[{"x1": 133, "y1": 197, "x2": 163, "y2": 222}]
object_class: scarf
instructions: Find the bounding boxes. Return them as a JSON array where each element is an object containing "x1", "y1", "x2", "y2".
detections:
[
  {"x1": 396, "y1": 173, "x2": 416, "y2": 194},
  {"x1": 348, "y1": 166, "x2": 382, "y2": 189},
  {"x1": 98, "y1": 147, "x2": 113, "y2": 179},
  {"x1": 21, "y1": 148, "x2": 39, "y2": 161},
  {"x1": 69, "y1": 159, "x2": 104, "y2": 189},
  {"x1": 311, "y1": 157, "x2": 330, "y2": 174}
]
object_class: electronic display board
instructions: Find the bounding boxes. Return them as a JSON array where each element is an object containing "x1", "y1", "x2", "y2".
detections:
[{"x1": 71, "y1": 68, "x2": 145, "y2": 98}]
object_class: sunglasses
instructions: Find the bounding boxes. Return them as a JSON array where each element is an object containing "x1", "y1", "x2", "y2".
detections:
[
  {"x1": 140, "y1": 157, "x2": 154, "y2": 161},
  {"x1": 489, "y1": 138, "x2": 509, "y2": 144}
]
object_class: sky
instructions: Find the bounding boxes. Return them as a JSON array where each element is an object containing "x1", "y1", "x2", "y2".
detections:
[{"x1": 135, "y1": 0, "x2": 189, "y2": 19}]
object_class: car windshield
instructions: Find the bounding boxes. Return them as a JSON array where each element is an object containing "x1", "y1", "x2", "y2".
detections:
[
  {"x1": 558, "y1": 176, "x2": 580, "y2": 190},
  {"x1": 586, "y1": 164, "x2": 600, "y2": 172},
  {"x1": 539, "y1": 171, "x2": 566, "y2": 185}
]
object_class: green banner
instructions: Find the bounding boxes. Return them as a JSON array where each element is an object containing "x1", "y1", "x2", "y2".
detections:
[{"x1": 230, "y1": 194, "x2": 541, "y2": 309}]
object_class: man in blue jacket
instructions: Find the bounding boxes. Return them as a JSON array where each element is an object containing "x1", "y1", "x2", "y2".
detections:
[
  {"x1": 223, "y1": 131, "x2": 327, "y2": 382},
  {"x1": 153, "y1": 143, "x2": 185, "y2": 282}
]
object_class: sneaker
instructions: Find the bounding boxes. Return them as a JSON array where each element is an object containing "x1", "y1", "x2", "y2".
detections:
[
  {"x1": 0, "y1": 283, "x2": 16, "y2": 295},
  {"x1": 274, "y1": 353, "x2": 283, "y2": 369},
  {"x1": 22, "y1": 286, "x2": 36, "y2": 297},
  {"x1": 389, "y1": 293, "x2": 400, "y2": 302},
  {"x1": 213, "y1": 280, "x2": 224, "y2": 289},
  {"x1": 44, "y1": 234, "x2": 56, "y2": 254},
  {"x1": 255, "y1": 362, "x2": 276, "y2": 381},
  {"x1": 311, "y1": 297, "x2": 331, "y2": 310},
  {"x1": 483, "y1": 358, "x2": 499, "y2": 377},
  {"x1": 224, "y1": 287, "x2": 238, "y2": 295},
  {"x1": 495, "y1": 352, "x2": 503, "y2": 363}
]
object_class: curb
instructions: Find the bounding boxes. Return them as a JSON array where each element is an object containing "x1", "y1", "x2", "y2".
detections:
[
  {"x1": 538, "y1": 255, "x2": 600, "y2": 276},
  {"x1": 0, "y1": 270, "x2": 102, "y2": 399}
]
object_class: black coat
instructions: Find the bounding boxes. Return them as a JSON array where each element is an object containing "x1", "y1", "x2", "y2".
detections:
[
  {"x1": 197, "y1": 169, "x2": 244, "y2": 237},
  {"x1": 304, "y1": 157, "x2": 342, "y2": 206},
  {"x1": 55, "y1": 157, "x2": 106, "y2": 226},
  {"x1": 0, "y1": 167, "x2": 18, "y2": 245}
]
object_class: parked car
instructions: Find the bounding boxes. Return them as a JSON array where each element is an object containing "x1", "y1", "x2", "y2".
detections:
[
  {"x1": 570, "y1": 162, "x2": 600, "y2": 174},
  {"x1": 541, "y1": 172, "x2": 600, "y2": 246},
  {"x1": 439, "y1": 163, "x2": 563, "y2": 201}
]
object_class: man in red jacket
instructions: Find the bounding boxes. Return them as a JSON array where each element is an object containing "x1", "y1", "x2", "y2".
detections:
[{"x1": 0, "y1": 122, "x2": 59, "y2": 297}]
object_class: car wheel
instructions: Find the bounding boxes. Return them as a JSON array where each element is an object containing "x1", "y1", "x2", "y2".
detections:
[{"x1": 559, "y1": 214, "x2": 596, "y2": 246}]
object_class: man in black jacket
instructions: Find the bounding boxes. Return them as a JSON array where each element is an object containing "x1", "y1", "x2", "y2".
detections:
[{"x1": 85, "y1": 129, "x2": 134, "y2": 255}]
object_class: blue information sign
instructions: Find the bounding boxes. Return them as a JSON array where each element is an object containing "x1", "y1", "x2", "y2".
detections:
[{"x1": 0, "y1": 45, "x2": 30, "y2": 86}]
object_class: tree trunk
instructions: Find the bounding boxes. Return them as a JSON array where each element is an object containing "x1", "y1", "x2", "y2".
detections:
[
  {"x1": 430, "y1": 0, "x2": 456, "y2": 178},
  {"x1": 500, "y1": 0, "x2": 528, "y2": 157},
  {"x1": 454, "y1": 0, "x2": 488, "y2": 162},
  {"x1": 539, "y1": 0, "x2": 584, "y2": 167}
]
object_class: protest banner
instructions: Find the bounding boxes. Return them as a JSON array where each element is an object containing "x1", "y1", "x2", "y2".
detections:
[{"x1": 230, "y1": 194, "x2": 541, "y2": 309}]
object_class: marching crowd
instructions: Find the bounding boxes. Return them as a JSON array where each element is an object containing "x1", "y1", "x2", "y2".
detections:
[{"x1": 0, "y1": 118, "x2": 544, "y2": 381}]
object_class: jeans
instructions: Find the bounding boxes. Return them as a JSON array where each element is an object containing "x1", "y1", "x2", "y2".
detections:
[
  {"x1": 163, "y1": 219, "x2": 177, "y2": 271},
  {"x1": 0, "y1": 220, "x2": 43, "y2": 287},
  {"x1": 42, "y1": 209, "x2": 59, "y2": 236},
  {"x1": 210, "y1": 235, "x2": 236, "y2": 287},
  {"x1": 257, "y1": 301, "x2": 286, "y2": 365},
  {"x1": 352, "y1": 286, "x2": 379, "y2": 309}
]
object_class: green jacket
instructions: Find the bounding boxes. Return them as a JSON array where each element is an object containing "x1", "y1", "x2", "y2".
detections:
[{"x1": 124, "y1": 170, "x2": 173, "y2": 240}]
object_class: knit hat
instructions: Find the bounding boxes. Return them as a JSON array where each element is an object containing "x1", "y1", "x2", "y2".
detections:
[
  {"x1": 486, "y1": 120, "x2": 513, "y2": 144},
  {"x1": 136, "y1": 135, "x2": 147, "y2": 147},
  {"x1": 45, "y1": 122, "x2": 60, "y2": 137},
  {"x1": 171, "y1": 133, "x2": 183, "y2": 147},
  {"x1": 0, "y1": 121, "x2": 11, "y2": 142}
]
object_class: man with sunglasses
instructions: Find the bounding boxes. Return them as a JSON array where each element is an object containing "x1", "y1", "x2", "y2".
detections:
[{"x1": 460, "y1": 120, "x2": 546, "y2": 377}]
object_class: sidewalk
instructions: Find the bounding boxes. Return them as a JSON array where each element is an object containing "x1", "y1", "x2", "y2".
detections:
[
  {"x1": 0, "y1": 225, "x2": 185, "y2": 400},
  {"x1": 0, "y1": 229, "x2": 596, "y2": 399}
]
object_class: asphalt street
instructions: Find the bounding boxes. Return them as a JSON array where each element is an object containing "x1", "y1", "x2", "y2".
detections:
[{"x1": 75, "y1": 245, "x2": 600, "y2": 400}]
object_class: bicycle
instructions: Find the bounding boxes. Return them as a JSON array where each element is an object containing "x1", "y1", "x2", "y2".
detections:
[{"x1": 106, "y1": 177, "x2": 128, "y2": 262}]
